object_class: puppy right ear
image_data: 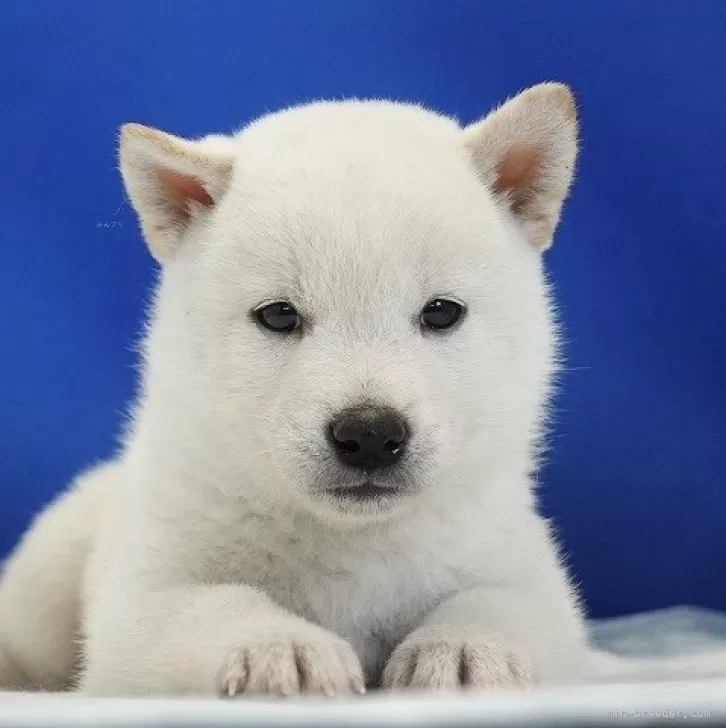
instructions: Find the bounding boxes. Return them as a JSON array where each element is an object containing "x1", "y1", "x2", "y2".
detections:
[{"x1": 119, "y1": 124, "x2": 235, "y2": 262}]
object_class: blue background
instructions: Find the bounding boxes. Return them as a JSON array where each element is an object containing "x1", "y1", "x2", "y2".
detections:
[{"x1": 1, "y1": 1, "x2": 725, "y2": 619}]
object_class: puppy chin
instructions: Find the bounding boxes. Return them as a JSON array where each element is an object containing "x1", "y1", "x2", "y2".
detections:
[
  {"x1": 307, "y1": 492, "x2": 413, "y2": 526},
  {"x1": 305, "y1": 472, "x2": 421, "y2": 525}
]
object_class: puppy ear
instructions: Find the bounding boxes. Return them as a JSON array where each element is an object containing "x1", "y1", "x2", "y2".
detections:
[
  {"x1": 119, "y1": 124, "x2": 235, "y2": 262},
  {"x1": 464, "y1": 82, "x2": 578, "y2": 250}
]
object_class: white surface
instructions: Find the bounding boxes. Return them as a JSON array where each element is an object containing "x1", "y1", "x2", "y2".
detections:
[
  {"x1": 590, "y1": 606, "x2": 726, "y2": 657},
  {"x1": 1, "y1": 682, "x2": 726, "y2": 728},
  {"x1": 1, "y1": 683, "x2": 726, "y2": 728},
  {"x1": 2, "y1": 607, "x2": 726, "y2": 727}
]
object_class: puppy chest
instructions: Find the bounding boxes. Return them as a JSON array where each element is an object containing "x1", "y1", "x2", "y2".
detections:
[{"x1": 237, "y1": 547, "x2": 450, "y2": 679}]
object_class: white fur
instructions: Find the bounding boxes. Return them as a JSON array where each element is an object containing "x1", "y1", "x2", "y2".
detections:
[{"x1": 1, "y1": 84, "x2": 721, "y2": 697}]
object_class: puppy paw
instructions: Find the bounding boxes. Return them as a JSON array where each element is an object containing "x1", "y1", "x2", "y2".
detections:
[
  {"x1": 382, "y1": 627, "x2": 533, "y2": 691},
  {"x1": 218, "y1": 625, "x2": 365, "y2": 698}
]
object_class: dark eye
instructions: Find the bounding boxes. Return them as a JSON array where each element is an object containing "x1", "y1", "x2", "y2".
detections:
[
  {"x1": 254, "y1": 301, "x2": 300, "y2": 333},
  {"x1": 420, "y1": 298, "x2": 464, "y2": 331}
]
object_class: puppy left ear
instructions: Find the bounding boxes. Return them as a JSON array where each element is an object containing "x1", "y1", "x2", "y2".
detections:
[{"x1": 464, "y1": 82, "x2": 578, "y2": 250}]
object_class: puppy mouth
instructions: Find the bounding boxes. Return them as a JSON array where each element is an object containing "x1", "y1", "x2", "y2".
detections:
[{"x1": 326, "y1": 480, "x2": 403, "y2": 502}]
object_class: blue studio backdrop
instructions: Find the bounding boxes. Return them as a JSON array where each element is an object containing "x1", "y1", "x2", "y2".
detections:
[{"x1": 1, "y1": 1, "x2": 725, "y2": 619}]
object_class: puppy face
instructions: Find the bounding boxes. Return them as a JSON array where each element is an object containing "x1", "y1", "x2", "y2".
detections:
[{"x1": 121, "y1": 86, "x2": 577, "y2": 522}]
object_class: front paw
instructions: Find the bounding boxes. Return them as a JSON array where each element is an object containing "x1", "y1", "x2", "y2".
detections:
[
  {"x1": 382, "y1": 627, "x2": 533, "y2": 691},
  {"x1": 218, "y1": 623, "x2": 365, "y2": 698}
]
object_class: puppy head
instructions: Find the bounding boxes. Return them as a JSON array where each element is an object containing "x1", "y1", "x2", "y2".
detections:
[{"x1": 120, "y1": 83, "x2": 577, "y2": 523}]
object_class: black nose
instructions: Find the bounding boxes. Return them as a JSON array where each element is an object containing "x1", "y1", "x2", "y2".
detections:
[{"x1": 328, "y1": 407, "x2": 409, "y2": 471}]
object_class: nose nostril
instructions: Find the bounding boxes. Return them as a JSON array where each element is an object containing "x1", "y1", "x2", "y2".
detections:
[
  {"x1": 383, "y1": 438, "x2": 403, "y2": 453},
  {"x1": 337, "y1": 439, "x2": 361, "y2": 455}
]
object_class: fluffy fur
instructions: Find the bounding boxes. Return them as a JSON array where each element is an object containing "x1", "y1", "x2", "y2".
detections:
[{"x1": 0, "y1": 83, "x2": 722, "y2": 697}]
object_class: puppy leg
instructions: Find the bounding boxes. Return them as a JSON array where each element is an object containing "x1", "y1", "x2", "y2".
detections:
[
  {"x1": 0, "y1": 463, "x2": 111, "y2": 690},
  {"x1": 82, "y1": 582, "x2": 365, "y2": 697},
  {"x1": 0, "y1": 645, "x2": 28, "y2": 689},
  {"x1": 383, "y1": 581, "x2": 585, "y2": 691},
  {"x1": 383, "y1": 529, "x2": 587, "y2": 693}
]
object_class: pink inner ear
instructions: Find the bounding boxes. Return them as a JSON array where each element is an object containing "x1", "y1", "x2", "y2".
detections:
[
  {"x1": 155, "y1": 167, "x2": 214, "y2": 220},
  {"x1": 492, "y1": 144, "x2": 543, "y2": 213}
]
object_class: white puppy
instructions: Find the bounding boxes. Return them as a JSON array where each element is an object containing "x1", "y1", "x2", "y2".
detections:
[{"x1": 2, "y1": 83, "x2": 717, "y2": 697}]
